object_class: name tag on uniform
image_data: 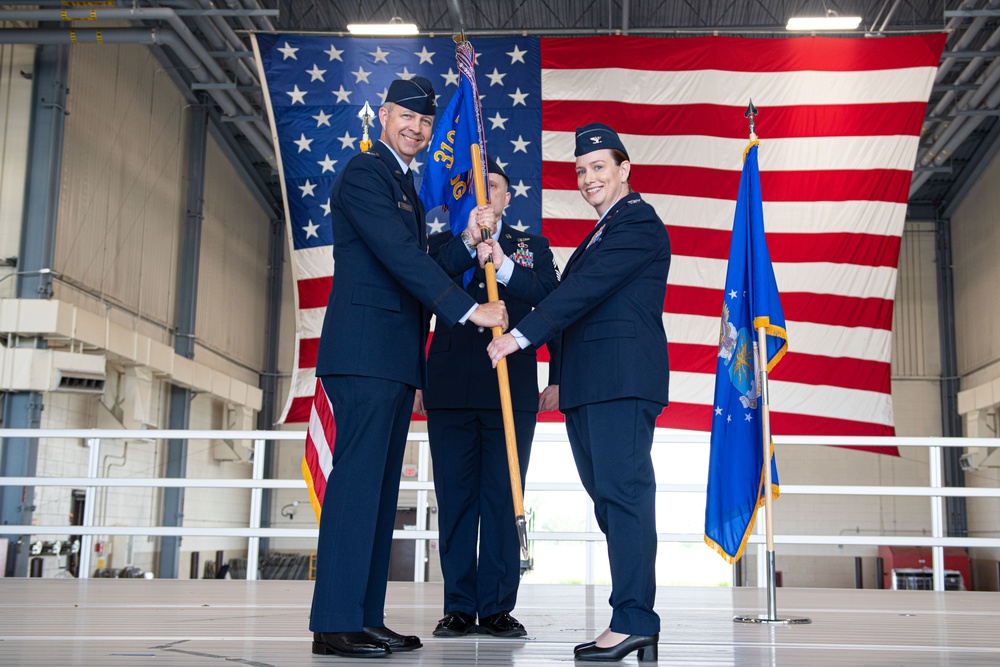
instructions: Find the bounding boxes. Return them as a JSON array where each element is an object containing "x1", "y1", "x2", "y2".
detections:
[{"x1": 398, "y1": 201, "x2": 413, "y2": 212}]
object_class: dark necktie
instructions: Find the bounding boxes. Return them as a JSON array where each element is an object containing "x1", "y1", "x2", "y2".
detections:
[
  {"x1": 402, "y1": 169, "x2": 424, "y2": 245},
  {"x1": 403, "y1": 169, "x2": 415, "y2": 198}
]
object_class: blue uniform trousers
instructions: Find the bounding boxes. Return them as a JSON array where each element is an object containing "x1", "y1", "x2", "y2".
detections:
[
  {"x1": 427, "y1": 408, "x2": 534, "y2": 618},
  {"x1": 564, "y1": 398, "x2": 661, "y2": 636},
  {"x1": 309, "y1": 375, "x2": 415, "y2": 632}
]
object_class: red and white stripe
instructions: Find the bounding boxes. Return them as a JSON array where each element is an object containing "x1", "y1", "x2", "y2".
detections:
[
  {"x1": 283, "y1": 246, "x2": 332, "y2": 422},
  {"x1": 303, "y1": 378, "x2": 335, "y2": 518}
]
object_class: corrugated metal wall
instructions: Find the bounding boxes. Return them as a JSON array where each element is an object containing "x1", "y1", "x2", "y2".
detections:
[
  {"x1": 54, "y1": 42, "x2": 271, "y2": 378},
  {"x1": 892, "y1": 222, "x2": 941, "y2": 380},
  {"x1": 56, "y1": 43, "x2": 185, "y2": 328},
  {"x1": 949, "y1": 146, "x2": 1000, "y2": 567},
  {"x1": 890, "y1": 222, "x2": 943, "y2": 437},
  {"x1": 951, "y1": 148, "x2": 1000, "y2": 387},
  {"x1": 196, "y1": 139, "x2": 270, "y2": 374},
  {"x1": 0, "y1": 43, "x2": 33, "y2": 286}
]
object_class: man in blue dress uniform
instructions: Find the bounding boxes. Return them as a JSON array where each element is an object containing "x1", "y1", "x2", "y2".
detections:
[
  {"x1": 414, "y1": 158, "x2": 560, "y2": 638},
  {"x1": 309, "y1": 77, "x2": 508, "y2": 659}
]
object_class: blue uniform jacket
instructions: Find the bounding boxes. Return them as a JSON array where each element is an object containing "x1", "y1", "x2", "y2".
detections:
[
  {"x1": 514, "y1": 193, "x2": 671, "y2": 410},
  {"x1": 315, "y1": 141, "x2": 477, "y2": 388},
  {"x1": 424, "y1": 227, "x2": 560, "y2": 411}
]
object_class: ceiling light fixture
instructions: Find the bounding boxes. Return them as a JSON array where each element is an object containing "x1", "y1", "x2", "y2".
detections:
[
  {"x1": 786, "y1": 14, "x2": 862, "y2": 31},
  {"x1": 347, "y1": 16, "x2": 419, "y2": 35}
]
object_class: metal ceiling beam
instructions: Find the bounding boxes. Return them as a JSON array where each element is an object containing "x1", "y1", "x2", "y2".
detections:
[
  {"x1": 0, "y1": 27, "x2": 275, "y2": 169},
  {"x1": 0, "y1": 8, "x2": 274, "y2": 167},
  {"x1": 945, "y1": 9, "x2": 1000, "y2": 17},
  {"x1": 943, "y1": 50, "x2": 1000, "y2": 59}
]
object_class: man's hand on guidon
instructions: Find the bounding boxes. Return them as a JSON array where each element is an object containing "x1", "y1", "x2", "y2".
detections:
[
  {"x1": 469, "y1": 300, "x2": 507, "y2": 332},
  {"x1": 477, "y1": 239, "x2": 506, "y2": 269},
  {"x1": 465, "y1": 205, "x2": 496, "y2": 246}
]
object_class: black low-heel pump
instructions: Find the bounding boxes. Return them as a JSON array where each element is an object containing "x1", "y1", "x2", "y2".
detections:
[{"x1": 574, "y1": 633, "x2": 658, "y2": 662}]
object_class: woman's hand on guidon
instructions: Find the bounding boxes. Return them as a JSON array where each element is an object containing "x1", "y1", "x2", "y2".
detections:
[{"x1": 487, "y1": 333, "x2": 520, "y2": 368}]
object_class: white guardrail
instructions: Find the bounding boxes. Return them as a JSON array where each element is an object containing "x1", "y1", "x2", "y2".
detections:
[{"x1": 2, "y1": 427, "x2": 1000, "y2": 590}]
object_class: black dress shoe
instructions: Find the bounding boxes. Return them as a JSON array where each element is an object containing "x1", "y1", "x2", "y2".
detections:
[
  {"x1": 312, "y1": 631, "x2": 390, "y2": 658},
  {"x1": 363, "y1": 626, "x2": 422, "y2": 652},
  {"x1": 575, "y1": 633, "x2": 658, "y2": 662},
  {"x1": 574, "y1": 641, "x2": 596, "y2": 653},
  {"x1": 433, "y1": 611, "x2": 477, "y2": 637},
  {"x1": 477, "y1": 611, "x2": 527, "y2": 638}
]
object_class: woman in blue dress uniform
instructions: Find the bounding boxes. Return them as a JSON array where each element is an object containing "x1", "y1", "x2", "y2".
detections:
[{"x1": 487, "y1": 123, "x2": 670, "y2": 662}]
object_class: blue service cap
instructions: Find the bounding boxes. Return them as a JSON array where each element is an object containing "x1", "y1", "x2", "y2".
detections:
[
  {"x1": 487, "y1": 156, "x2": 508, "y2": 184},
  {"x1": 385, "y1": 76, "x2": 436, "y2": 115},
  {"x1": 574, "y1": 122, "x2": 629, "y2": 160}
]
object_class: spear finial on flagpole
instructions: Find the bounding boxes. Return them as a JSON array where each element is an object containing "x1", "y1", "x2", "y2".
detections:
[
  {"x1": 358, "y1": 101, "x2": 375, "y2": 153},
  {"x1": 745, "y1": 99, "x2": 759, "y2": 141}
]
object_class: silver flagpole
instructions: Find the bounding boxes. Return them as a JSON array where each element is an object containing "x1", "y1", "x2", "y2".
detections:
[{"x1": 734, "y1": 101, "x2": 810, "y2": 626}]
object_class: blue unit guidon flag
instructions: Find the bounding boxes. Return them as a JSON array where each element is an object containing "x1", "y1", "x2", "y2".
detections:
[
  {"x1": 704, "y1": 142, "x2": 785, "y2": 564},
  {"x1": 253, "y1": 34, "x2": 945, "y2": 456},
  {"x1": 419, "y1": 38, "x2": 490, "y2": 240}
]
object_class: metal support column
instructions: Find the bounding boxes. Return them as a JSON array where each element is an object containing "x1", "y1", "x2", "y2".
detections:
[
  {"x1": 934, "y1": 216, "x2": 968, "y2": 538},
  {"x1": 256, "y1": 216, "x2": 284, "y2": 559},
  {"x1": 0, "y1": 394, "x2": 43, "y2": 576},
  {"x1": 159, "y1": 99, "x2": 208, "y2": 579},
  {"x1": 0, "y1": 38, "x2": 68, "y2": 577}
]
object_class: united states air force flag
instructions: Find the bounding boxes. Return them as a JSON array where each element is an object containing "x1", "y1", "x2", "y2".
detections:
[{"x1": 704, "y1": 142, "x2": 787, "y2": 564}]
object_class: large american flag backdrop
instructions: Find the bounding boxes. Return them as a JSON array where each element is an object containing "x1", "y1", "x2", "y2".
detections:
[{"x1": 253, "y1": 33, "x2": 945, "y2": 442}]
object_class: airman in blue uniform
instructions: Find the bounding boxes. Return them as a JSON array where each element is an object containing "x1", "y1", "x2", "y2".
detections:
[
  {"x1": 415, "y1": 158, "x2": 560, "y2": 639},
  {"x1": 309, "y1": 77, "x2": 508, "y2": 659},
  {"x1": 487, "y1": 123, "x2": 670, "y2": 663}
]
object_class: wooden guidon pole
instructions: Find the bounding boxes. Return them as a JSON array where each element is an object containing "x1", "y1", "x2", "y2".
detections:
[{"x1": 470, "y1": 143, "x2": 529, "y2": 561}]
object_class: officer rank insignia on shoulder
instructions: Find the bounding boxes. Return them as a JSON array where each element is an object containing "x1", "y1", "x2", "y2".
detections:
[{"x1": 513, "y1": 240, "x2": 534, "y2": 268}]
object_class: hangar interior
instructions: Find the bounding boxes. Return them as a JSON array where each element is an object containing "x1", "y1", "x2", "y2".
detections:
[{"x1": 0, "y1": 0, "x2": 999, "y2": 600}]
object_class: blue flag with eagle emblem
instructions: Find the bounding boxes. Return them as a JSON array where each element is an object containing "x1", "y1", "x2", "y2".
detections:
[{"x1": 704, "y1": 142, "x2": 787, "y2": 564}]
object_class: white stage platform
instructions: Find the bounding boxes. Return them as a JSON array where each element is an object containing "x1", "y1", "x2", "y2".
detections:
[{"x1": 1, "y1": 580, "x2": 998, "y2": 665}]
